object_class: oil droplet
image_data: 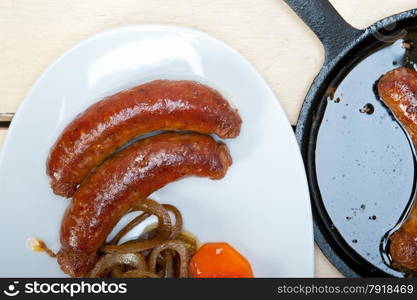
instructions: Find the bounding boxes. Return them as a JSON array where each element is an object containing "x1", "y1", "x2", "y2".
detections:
[{"x1": 359, "y1": 103, "x2": 375, "y2": 115}]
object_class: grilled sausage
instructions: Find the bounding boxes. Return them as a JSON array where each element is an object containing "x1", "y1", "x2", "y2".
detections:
[
  {"x1": 378, "y1": 67, "x2": 417, "y2": 272},
  {"x1": 389, "y1": 204, "x2": 417, "y2": 272},
  {"x1": 57, "y1": 132, "x2": 232, "y2": 277},
  {"x1": 47, "y1": 80, "x2": 241, "y2": 197}
]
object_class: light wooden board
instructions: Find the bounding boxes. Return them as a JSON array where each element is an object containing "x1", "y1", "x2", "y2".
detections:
[
  {"x1": 1, "y1": 0, "x2": 417, "y2": 277},
  {"x1": 1, "y1": 0, "x2": 416, "y2": 124}
]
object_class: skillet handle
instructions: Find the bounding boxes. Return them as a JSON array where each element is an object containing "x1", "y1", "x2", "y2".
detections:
[{"x1": 284, "y1": 0, "x2": 363, "y2": 63}]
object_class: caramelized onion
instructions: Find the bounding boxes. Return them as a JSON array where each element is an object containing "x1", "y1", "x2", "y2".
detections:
[
  {"x1": 178, "y1": 233, "x2": 197, "y2": 253},
  {"x1": 89, "y1": 198, "x2": 195, "y2": 278},
  {"x1": 148, "y1": 240, "x2": 190, "y2": 278},
  {"x1": 117, "y1": 270, "x2": 160, "y2": 278},
  {"x1": 161, "y1": 250, "x2": 175, "y2": 278},
  {"x1": 109, "y1": 212, "x2": 150, "y2": 245},
  {"x1": 163, "y1": 204, "x2": 183, "y2": 239}
]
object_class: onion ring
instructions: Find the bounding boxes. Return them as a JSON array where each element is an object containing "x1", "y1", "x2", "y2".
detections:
[
  {"x1": 148, "y1": 240, "x2": 190, "y2": 278},
  {"x1": 116, "y1": 270, "x2": 160, "y2": 278}
]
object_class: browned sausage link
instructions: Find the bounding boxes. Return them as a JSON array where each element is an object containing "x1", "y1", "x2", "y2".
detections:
[
  {"x1": 47, "y1": 80, "x2": 241, "y2": 197},
  {"x1": 57, "y1": 132, "x2": 232, "y2": 277},
  {"x1": 378, "y1": 67, "x2": 417, "y2": 272}
]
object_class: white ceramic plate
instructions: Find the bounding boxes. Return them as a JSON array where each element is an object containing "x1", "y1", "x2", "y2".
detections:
[{"x1": 0, "y1": 25, "x2": 313, "y2": 277}]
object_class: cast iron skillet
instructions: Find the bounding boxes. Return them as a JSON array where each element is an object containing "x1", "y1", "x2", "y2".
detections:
[{"x1": 284, "y1": 0, "x2": 417, "y2": 277}]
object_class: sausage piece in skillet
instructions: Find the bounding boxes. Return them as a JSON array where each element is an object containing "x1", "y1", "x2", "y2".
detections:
[
  {"x1": 378, "y1": 67, "x2": 417, "y2": 272},
  {"x1": 57, "y1": 132, "x2": 232, "y2": 277},
  {"x1": 47, "y1": 80, "x2": 241, "y2": 198}
]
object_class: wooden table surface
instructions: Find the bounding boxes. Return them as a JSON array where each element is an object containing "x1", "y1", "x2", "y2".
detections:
[{"x1": 1, "y1": 0, "x2": 416, "y2": 277}]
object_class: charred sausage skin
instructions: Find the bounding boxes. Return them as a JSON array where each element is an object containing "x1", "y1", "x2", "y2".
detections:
[
  {"x1": 378, "y1": 67, "x2": 417, "y2": 140},
  {"x1": 378, "y1": 67, "x2": 417, "y2": 272},
  {"x1": 57, "y1": 132, "x2": 232, "y2": 277},
  {"x1": 47, "y1": 80, "x2": 241, "y2": 197}
]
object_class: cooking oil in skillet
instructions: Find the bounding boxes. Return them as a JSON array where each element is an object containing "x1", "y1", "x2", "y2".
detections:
[{"x1": 315, "y1": 29, "x2": 417, "y2": 277}]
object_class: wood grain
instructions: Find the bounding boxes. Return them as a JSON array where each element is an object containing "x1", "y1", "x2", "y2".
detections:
[{"x1": 1, "y1": 0, "x2": 416, "y2": 278}]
